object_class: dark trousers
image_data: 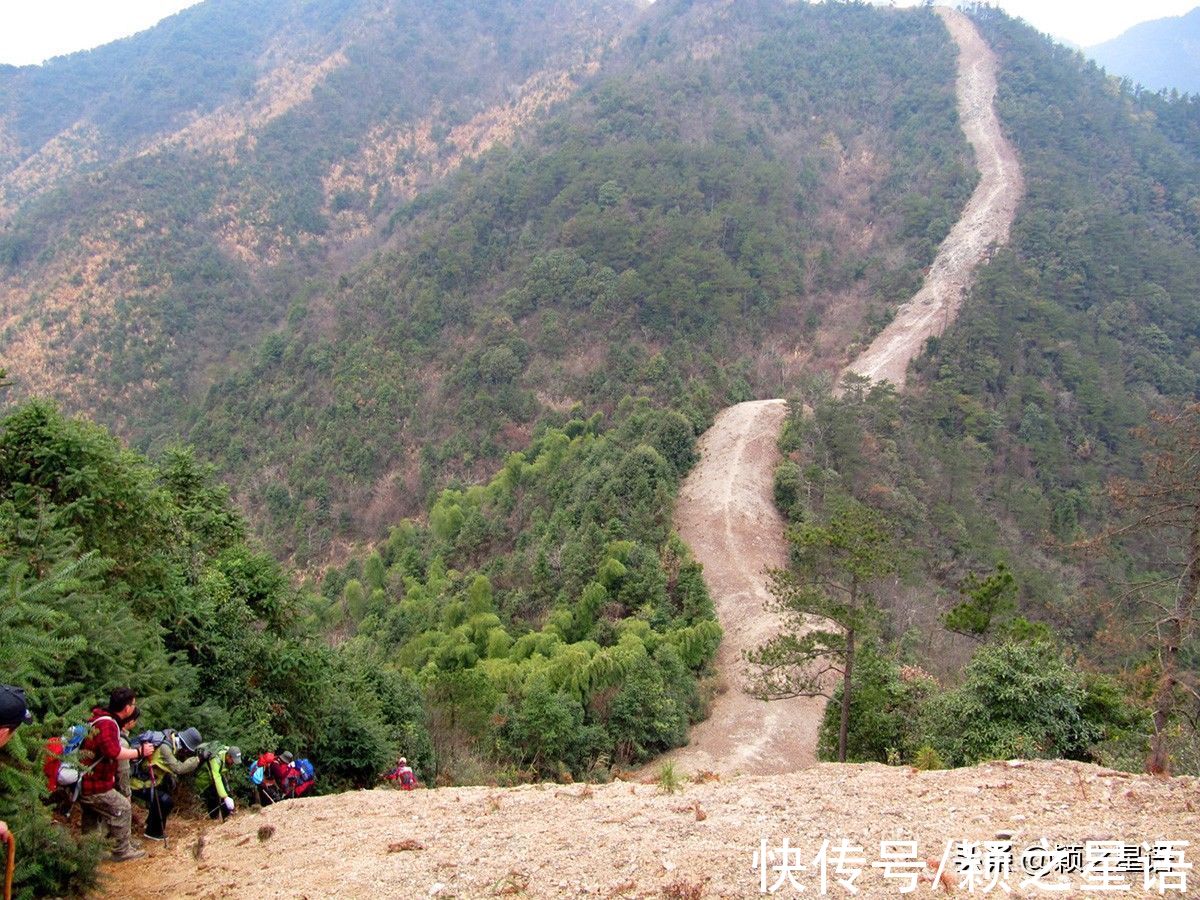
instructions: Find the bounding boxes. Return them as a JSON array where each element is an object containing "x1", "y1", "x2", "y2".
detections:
[
  {"x1": 132, "y1": 787, "x2": 173, "y2": 839},
  {"x1": 202, "y1": 785, "x2": 230, "y2": 820}
]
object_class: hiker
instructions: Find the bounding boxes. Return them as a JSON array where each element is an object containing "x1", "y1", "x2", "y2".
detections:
[
  {"x1": 79, "y1": 688, "x2": 156, "y2": 862},
  {"x1": 249, "y1": 751, "x2": 281, "y2": 804},
  {"x1": 0, "y1": 685, "x2": 34, "y2": 844},
  {"x1": 115, "y1": 706, "x2": 140, "y2": 799},
  {"x1": 382, "y1": 756, "x2": 418, "y2": 790},
  {"x1": 269, "y1": 752, "x2": 294, "y2": 800},
  {"x1": 289, "y1": 755, "x2": 316, "y2": 797},
  {"x1": 130, "y1": 728, "x2": 202, "y2": 842},
  {"x1": 195, "y1": 741, "x2": 242, "y2": 820}
]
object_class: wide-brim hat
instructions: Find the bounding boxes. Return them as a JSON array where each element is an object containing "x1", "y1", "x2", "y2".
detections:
[{"x1": 177, "y1": 727, "x2": 203, "y2": 751}]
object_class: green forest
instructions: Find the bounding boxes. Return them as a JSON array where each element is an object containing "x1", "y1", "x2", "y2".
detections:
[
  {"x1": 2, "y1": 0, "x2": 973, "y2": 561},
  {"x1": 757, "y1": 4, "x2": 1200, "y2": 773},
  {"x1": 0, "y1": 392, "x2": 716, "y2": 895},
  {"x1": 2, "y1": 0, "x2": 1200, "y2": 895}
]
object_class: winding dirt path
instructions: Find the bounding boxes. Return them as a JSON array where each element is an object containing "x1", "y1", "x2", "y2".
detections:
[
  {"x1": 661, "y1": 399, "x2": 822, "y2": 775},
  {"x1": 846, "y1": 6, "x2": 1023, "y2": 389},
  {"x1": 668, "y1": 8, "x2": 1022, "y2": 774}
]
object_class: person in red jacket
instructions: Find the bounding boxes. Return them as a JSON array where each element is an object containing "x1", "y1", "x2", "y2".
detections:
[
  {"x1": 268, "y1": 752, "x2": 293, "y2": 800},
  {"x1": 381, "y1": 756, "x2": 418, "y2": 790},
  {"x1": 79, "y1": 688, "x2": 155, "y2": 862}
]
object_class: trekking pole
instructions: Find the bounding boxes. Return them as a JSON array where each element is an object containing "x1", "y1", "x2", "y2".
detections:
[
  {"x1": 149, "y1": 767, "x2": 168, "y2": 851},
  {"x1": 3, "y1": 830, "x2": 15, "y2": 900}
]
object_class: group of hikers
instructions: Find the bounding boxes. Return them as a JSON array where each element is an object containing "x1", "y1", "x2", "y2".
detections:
[
  {"x1": 248, "y1": 750, "x2": 317, "y2": 804},
  {"x1": 2, "y1": 685, "x2": 316, "y2": 863},
  {"x1": 1, "y1": 684, "x2": 424, "y2": 869}
]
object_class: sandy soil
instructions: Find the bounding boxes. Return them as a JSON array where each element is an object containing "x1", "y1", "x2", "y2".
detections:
[
  {"x1": 100, "y1": 761, "x2": 1199, "y2": 899},
  {"x1": 662, "y1": 400, "x2": 824, "y2": 775},
  {"x1": 845, "y1": 7, "x2": 1023, "y2": 389}
]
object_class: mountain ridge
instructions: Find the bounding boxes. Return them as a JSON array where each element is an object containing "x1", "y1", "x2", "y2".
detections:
[{"x1": 1087, "y1": 6, "x2": 1200, "y2": 94}]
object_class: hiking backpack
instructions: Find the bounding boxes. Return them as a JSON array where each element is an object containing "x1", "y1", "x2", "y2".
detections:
[
  {"x1": 130, "y1": 730, "x2": 169, "y2": 782},
  {"x1": 44, "y1": 717, "x2": 116, "y2": 802},
  {"x1": 295, "y1": 758, "x2": 315, "y2": 782}
]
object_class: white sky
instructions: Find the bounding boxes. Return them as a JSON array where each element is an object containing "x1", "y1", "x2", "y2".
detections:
[
  {"x1": 0, "y1": 0, "x2": 1195, "y2": 66},
  {"x1": 904, "y1": 0, "x2": 1199, "y2": 47},
  {"x1": 0, "y1": 1, "x2": 201, "y2": 67}
]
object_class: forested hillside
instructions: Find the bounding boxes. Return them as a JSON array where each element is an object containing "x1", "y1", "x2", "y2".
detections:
[
  {"x1": 191, "y1": 0, "x2": 975, "y2": 560},
  {"x1": 0, "y1": 389, "x2": 716, "y2": 894},
  {"x1": 764, "y1": 4, "x2": 1200, "y2": 771},
  {"x1": 0, "y1": 0, "x2": 635, "y2": 487},
  {"x1": 2, "y1": 0, "x2": 975, "y2": 560},
  {"x1": 0, "y1": 398, "x2": 430, "y2": 896}
]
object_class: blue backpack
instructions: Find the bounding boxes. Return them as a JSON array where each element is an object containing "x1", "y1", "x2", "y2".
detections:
[
  {"x1": 61, "y1": 723, "x2": 89, "y2": 755},
  {"x1": 295, "y1": 758, "x2": 315, "y2": 782}
]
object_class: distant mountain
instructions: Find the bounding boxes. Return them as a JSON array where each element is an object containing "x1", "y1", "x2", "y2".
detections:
[{"x1": 1087, "y1": 6, "x2": 1200, "y2": 94}]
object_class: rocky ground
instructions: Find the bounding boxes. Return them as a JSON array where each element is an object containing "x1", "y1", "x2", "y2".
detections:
[{"x1": 99, "y1": 760, "x2": 1198, "y2": 898}]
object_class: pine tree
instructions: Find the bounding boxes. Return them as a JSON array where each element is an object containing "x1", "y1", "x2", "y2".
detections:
[{"x1": 745, "y1": 495, "x2": 903, "y2": 762}]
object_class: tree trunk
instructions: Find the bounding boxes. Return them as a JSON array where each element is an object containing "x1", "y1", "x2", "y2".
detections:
[
  {"x1": 838, "y1": 626, "x2": 855, "y2": 763},
  {"x1": 1148, "y1": 500, "x2": 1200, "y2": 774}
]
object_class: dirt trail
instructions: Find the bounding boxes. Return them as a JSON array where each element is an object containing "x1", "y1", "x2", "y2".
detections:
[
  {"x1": 103, "y1": 761, "x2": 1199, "y2": 899},
  {"x1": 660, "y1": 400, "x2": 823, "y2": 775},
  {"x1": 667, "y1": 8, "x2": 1022, "y2": 773},
  {"x1": 846, "y1": 7, "x2": 1023, "y2": 389}
]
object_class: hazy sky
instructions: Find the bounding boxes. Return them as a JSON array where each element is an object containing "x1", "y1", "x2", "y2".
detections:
[
  {"x1": 1, "y1": 1, "x2": 201, "y2": 66},
  {"x1": 897, "y1": 0, "x2": 1199, "y2": 47},
  {"x1": 0, "y1": 0, "x2": 1195, "y2": 66}
]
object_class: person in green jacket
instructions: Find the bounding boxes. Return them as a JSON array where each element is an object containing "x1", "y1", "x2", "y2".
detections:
[
  {"x1": 194, "y1": 742, "x2": 242, "y2": 821},
  {"x1": 131, "y1": 728, "x2": 202, "y2": 841}
]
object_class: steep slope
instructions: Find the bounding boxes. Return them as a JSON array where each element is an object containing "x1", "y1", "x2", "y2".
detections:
[
  {"x1": 847, "y1": 6, "x2": 1022, "y2": 389},
  {"x1": 0, "y1": 0, "x2": 630, "y2": 212},
  {"x1": 1087, "y1": 6, "x2": 1200, "y2": 94},
  {"x1": 102, "y1": 761, "x2": 1199, "y2": 898},
  {"x1": 1, "y1": 0, "x2": 977, "y2": 562},
  {"x1": 660, "y1": 400, "x2": 823, "y2": 774},
  {"x1": 667, "y1": 7, "x2": 1022, "y2": 773},
  {"x1": 0, "y1": 0, "x2": 635, "y2": 443},
  {"x1": 183, "y1": 0, "x2": 974, "y2": 560}
]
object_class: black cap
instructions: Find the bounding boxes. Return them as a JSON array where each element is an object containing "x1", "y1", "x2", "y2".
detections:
[{"x1": 0, "y1": 685, "x2": 33, "y2": 730}]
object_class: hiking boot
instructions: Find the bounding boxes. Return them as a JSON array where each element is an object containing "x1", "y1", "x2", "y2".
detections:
[
  {"x1": 143, "y1": 832, "x2": 165, "y2": 842},
  {"x1": 106, "y1": 847, "x2": 147, "y2": 863}
]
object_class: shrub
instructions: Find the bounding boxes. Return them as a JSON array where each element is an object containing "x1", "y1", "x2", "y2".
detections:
[
  {"x1": 816, "y1": 642, "x2": 931, "y2": 763},
  {"x1": 656, "y1": 760, "x2": 683, "y2": 794},
  {"x1": 920, "y1": 641, "x2": 1106, "y2": 766}
]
